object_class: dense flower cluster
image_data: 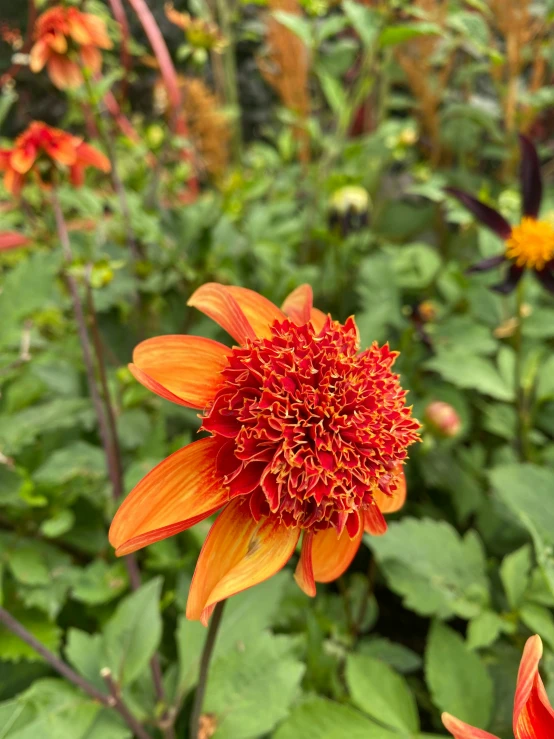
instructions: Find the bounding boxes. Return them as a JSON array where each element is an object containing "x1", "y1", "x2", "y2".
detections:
[
  {"x1": 0, "y1": 121, "x2": 110, "y2": 195},
  {"x1": 30, "y1": 6, "x2": 112, "y2": 89},
  {"x1": 110, "y1": 283, "x2": 419, "y2": 623}
]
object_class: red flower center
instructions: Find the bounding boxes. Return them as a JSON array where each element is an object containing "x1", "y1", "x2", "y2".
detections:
[{"x1": 202, "y1": 316, "x2": 419, "y2": 534}]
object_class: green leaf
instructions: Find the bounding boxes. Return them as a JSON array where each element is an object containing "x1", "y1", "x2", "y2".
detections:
[
  {"x1": 367, "y1": 518, "x2": 489, "y2": 619},
  {"x1": 33, "y1": 442, "x2": 106, "y2": 486},
  {"x1": 71, "y1": 561, "x2": 128, "y2": 606},
  {"x1": 520, "y1": 603, "x2": 554, "y2": 651},
  {"x1": 103, "y1": 577, "x2": 163, "y2": 686},
  {"x1": 65, "y1": 630, "x2": 105, "y2": 692},
  {"x1": 358, "y1": 638, "x2": 422, "y2": 673},
  {"x1": 9, "y1": 547, "x2": 50, "y2": 586},
  {"x1": 0, "y1": 610, "x2": 61, "y2": 663},
  {"x1": 346, "y1": 653, "x2": 419, "y2": 733},
  {"x1": 500, "y1": 544, "x2": 532, "y2": 610},
  {"x1": 273, "y1": 697, "x2": 397, "y2": 739},
  {"x1": 342, "y1": 1, "x2": 379, "y2": 48},
  {"x1": 390, "y1": 242, "x2": 441, "y2": 289},
  {"x1": 425, "y1": 352, "x2": 514, "y2": 401},
  {"x1": 380, "y1": 22, "x2": 442, "y2": 46},
  {"x1": 426, "y1": 622, "x2": 493, "y2": 728},
  {"x1": 490, "y1": 464, "x2": 554, "y2": 594},
  {"x1": 467, "y1": 611, "x2": 508, "y2": 650},
  {"x1": 317, "y1": 72, "x2": 348, "y2": 118},
  {"x1": 204, "y1": 633, "x2": 304, "y2": 739}
]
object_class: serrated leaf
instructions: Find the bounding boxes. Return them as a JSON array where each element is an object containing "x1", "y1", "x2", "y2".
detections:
[
  {"x1": 426, "y1": 622, "x2": 493, "y2": 728},
  {"x1": 467, "y1": 611, "x2": 507, "y2": 650},
  {"x1": 273, "y1": 696, "x2": 397, "y2": 739},
  {"x1": 103, "y1": 577, "x2": 163, "y2": 686},
  {"x1": 425, "y1": 352, "x2": 514, "y2": 401},
  {"x1": 204, "y1": 633, "x2": 304, "y2": 739},
  {"x1": 71, "y1": 561, "x2": 128, "y2": 606},
  {"x1": 33, "y1": 442, "x2": 106, "y2": 486},
  {"x1": 346, "y1": 653, "x2": 419, "y2": 733},
  {"x1": 367, "y1": 518, "x2": 489, "y2": 619}
]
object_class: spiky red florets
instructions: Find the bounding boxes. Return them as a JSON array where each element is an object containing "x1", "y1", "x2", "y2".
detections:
[{"x1": 202, "y1": 316, "x2": 419, "y2": 535}]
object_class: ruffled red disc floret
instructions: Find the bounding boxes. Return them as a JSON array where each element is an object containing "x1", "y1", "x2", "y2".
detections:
[{"x1": 202, "y1": 316, "x2": 419, "y2": 535}]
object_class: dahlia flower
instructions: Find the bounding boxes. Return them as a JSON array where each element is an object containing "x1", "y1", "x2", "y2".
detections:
[
  {"x1": 443, "y1": 635, "x2": 554, "y2": 738},
  {"x1": 109, "y1": 284, "x2": 419, "y2": 623},
  {"x1": 447, "y1": 135, "x2": 554, "y2": 294},
  {"x1": 30, "y1": 6, "x2": 112, "y2": 89},
  {"x1": 0, "y1": 121, "x2": 110, "y2": 195}
]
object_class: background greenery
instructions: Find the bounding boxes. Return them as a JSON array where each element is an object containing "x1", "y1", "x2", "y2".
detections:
[{"x1": 2, "y1": 0, "x2": 554, "y2": 737}]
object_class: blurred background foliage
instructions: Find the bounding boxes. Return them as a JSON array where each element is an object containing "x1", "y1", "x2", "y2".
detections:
[{"x1": 2, "y1": 0, "x2": 554, "y2": 737}]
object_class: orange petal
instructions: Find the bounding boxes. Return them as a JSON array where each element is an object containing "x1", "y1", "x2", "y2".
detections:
[
  {"x1": 29, "y1": 40, "x2": 49, "y2": 72},
  {"x1": 294, "y1": 531, "x2": 315, "y2": 596},
  {"x1": 188, "y1": 283, "x2": 258, "y2": 345},
  {"x1": 295, "y1": 516, "x2": 363, "y2": 593},
  {"x1": 10, "y1": 146, "x2": 37, "y2": 174},
  {"x1": 310, "y1": 308, "x2": 328, "y2": 334},
  {"x1": 75, "y1": 141, "x2": 111, "y2": 172},
  {"x1": 186, "y1": 499, "x2": 299, "y2": 624},
  {"x1": 130, "y1": 334, "x2": 230, "y2": 409},
  {"x1": 513, "y1": 635, "x2": 554, "y2": 738},
  {"x1": 442, "y1": 713, "x2": 499, "y2": 739},
  {"x1": 4, "y1": 168, "x2": 24, "y2": 196},
  {"x1": 47, "y1": 56, "x2": 82, "y2": 89},
  {"x1": 224, "y1": 286, "x2": 286, "y2": 339},
  {"x1": 373, "y1": 467, "x2": 407, "y2": 514},
  {"x1": 80, "y1": 45, "x2": 102, "y2": 74},
  {"x1": 364, "y1": 504, "x2": 387, "y2": 535},
  {"x1": 281, "y1": 284, "x2": 313, "y2": 325},
  {"x1": 109, "y1": 437, "x2": 228, "y2": 556},
  {"x1": 49, "y1": 32, "x2": 68, "y2": 54}
]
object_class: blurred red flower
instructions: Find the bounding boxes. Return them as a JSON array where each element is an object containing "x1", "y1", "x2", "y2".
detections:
[
  {"x1": 29, "y1": 6, "x2": 112, "y2": 89},
  {"x1": 109, "y1": 283, "x2": 420, "y2": 623},
  {"x1": 0, "y1": 121, "x2": 110, "y2": 195}
]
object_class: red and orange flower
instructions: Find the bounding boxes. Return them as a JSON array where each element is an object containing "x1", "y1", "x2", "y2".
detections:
[
  {"x1": 30, "y1": 6, "x2": 112, "y2": 89},
  {"x1": 0, "y1": 121, "x2": 110, "y2": 195},
  {"x1": 443, "y1": 635, "x2": 554, "y2": 739},
  {"x1": 109, "y1": 283, "x2": 420, "y2": 624}
]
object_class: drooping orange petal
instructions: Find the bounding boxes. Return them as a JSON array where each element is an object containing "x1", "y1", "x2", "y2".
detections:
[
  {"x1": 47, "y1": 56, "x2": 82, "y2": 89},
  {"x1": 187, "y1": 283, "x2": 258, "y2": 345},
  {"x1": 224, "y1": 286, "x2": 286, "y2": 339},
  {"x1": 513, "y1": 635, "x2": 554, "y2": 739},
  {"x1": 363, "y1": 503, "x2": 387, "y2": 535},
  {"x1": 310, "y1": 307, "x2": 328, "y2": 334},
  {"x1": 75, "y1": 142, "x2": 111, "y2": 172},
  {"x1": 294, "y1": 531, "x2": 315, "y2": 596},
  {"x1": 186, "y1": 498, "x2": 299, "y2": 624},
  {"x1": 10, "y1": 146, "x2": 37, "y2": 174},
  {"x1": 295, "y1": 516, "x2": 363, "y2": 593},
  {"x1": 281, "y1": 284, "x2": 313, "y2": 326},
  {"x1": 442, "y1": 713, "x2": 499, "y2": 739},
  {"x1": 109, "y1": 437, "x2": 228, "y2": 556},
  {"x1": 79, "y1": 45, "x2": 102, "y2": 74},
  {"x1": 373, "y1": 467, "x2": 407, "y2": 514},
  {"x1": 4, "y1": 169, "x2": 24, "y2": 196},
  {"x1": 130, "y1": 334, "x2": 230, "y2": 409},
  {"x1": 49, "y1": 32, "x2": 68, "y2": 54},
  {"x1": 29, "y1": 40, "x2": 50, "y2": 72}
]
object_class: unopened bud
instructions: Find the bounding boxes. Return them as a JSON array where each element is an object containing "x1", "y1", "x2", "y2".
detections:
[
  {"x1": 329, "y1": 185, "x2": 371, "y2": 236},
  {"x1": 425, "y1": 401, "x2": 461, "y2": 438}
]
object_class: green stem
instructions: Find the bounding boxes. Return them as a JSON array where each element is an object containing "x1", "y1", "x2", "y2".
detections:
[
  {"x1": 514, "y1": 279, "x2": 529, "y2": 461},
  {"x1": 189, "y1": 601, "x2": 226, "y2": 738},
  {"x1": 215, "y1": 0, "x2": 242, "y2": 163}
]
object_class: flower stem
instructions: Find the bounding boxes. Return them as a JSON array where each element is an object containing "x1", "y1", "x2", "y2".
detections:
[
  {"x1": 0, "y1": 606, "x2": 152, "y2": 739},
  {"x1": 215, "y1": 0, "x2": 242, "y2": 163},
  {"x1": 514, "y1": 279, "x2": 529, "y2": 461},
  {"x1": 189, "y1": 601, "x2": 226, "y2": 738}
]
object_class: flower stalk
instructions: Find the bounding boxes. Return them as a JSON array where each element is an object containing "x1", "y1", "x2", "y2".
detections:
[
  {"x1": 514, "y1": 279, "x2": 530, "y2": 461},
  {"x1": 189, "y1": 600, "x2": 226, "y2": 738}
]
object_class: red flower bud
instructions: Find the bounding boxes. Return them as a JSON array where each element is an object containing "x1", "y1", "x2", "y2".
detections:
[{"x1": 424, "y1": 401, "x2": 461, "y2": 438}]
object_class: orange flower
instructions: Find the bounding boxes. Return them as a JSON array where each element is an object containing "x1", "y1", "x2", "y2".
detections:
[
  {"x1": 29, "y1": 6, "x2": 112, "y2": 89},
  {"x1": 109, "y1": 284, "x2": 420, "y2": 624},
  {"x1": 0, "y1": 121, "x2": 111, "y2": 196},
  {"x1": 443, "y1": 635, "x2": 554, "y2": 738}
]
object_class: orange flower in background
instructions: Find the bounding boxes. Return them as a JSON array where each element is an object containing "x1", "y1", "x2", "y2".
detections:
[
  {"x1": 0, "y1": 121, "x2": 110, "y2": 195},
  {"x1": 30, "y1": 6, "x2": 112, "y2": 89},
  {"x1": 443, "y1": 635, "x2": 554, "y2": 739},
  {"x1": 109, "y1": 284, "x2": 420, "y2": 623}
]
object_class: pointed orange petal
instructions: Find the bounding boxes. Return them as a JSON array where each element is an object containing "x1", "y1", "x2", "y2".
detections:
[
  {"x1": 514, "y1": 635, "x2": 554, "y2": 738},
  {"x1": 186, "y1": 499, "x2": 299, "y2": 624},
  {"x1": 294, "y1": 531, "x2": 315, "y2": 596},
  {"x1": 363, "y1": 504, "x2": 387, "y2": 535},
  {"x1": 10, "y1": 146, "x2": 36, "y2": 174},
  {"x1": 224, "y1": 286, "x2": 286, "y2": 339},
  {"x1": 79, "y1": 45, "x2": 103, "y2": 75},
  {"x1": 373, "y1": 467, "x2": 407, "y2": 514},
  {"x1": 442, "y1": 713, "x2": 499, "y2": 739},
  {"x1": 49, "y1": 32, "x2": 68, "y2": 54},
  {"x1": 281, "y1": 284, "x2": 313, "y2": 325},
  {"x1": 76, "y1": 142, "x2": 110, "y2": 172},
  {"x1": 306, "y1": 516, "x2": 363, "y2": 585},
  {"x1": 47, "y1": 56, "x2": 82, "y2": 89},
  {"x1": 109, "y1": 437, "x2": 228, "y2": 556},
  {"x1": 310, "y1": 308, "x2": 328, "y2": 334},
  {"x1": 29, "y1": 40, "x2": 49, "y2": 72},
  {"x1": 131, "y1": 334, "x2": 230, "y2": 409},
  {"x1": 187, "y1": 283, "x2": 257, "y2": 345}
]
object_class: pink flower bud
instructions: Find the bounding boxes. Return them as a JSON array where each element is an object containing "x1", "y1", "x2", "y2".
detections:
[{"x1": 424, "y1": 401, "x2": 461, "y2": 438}]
